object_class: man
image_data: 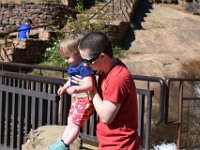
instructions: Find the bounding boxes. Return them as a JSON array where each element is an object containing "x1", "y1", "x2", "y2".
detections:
[
  {"x1": 17, "y1": 18, "x2": 32, "y2": 40},
  {"x1": 77, "y1": 31, "x2": 141, "y2": 150}
]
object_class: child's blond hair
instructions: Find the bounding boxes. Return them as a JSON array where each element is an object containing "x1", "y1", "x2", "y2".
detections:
[{"x1": 59, "y1": 35, "x2": 80, "y2": 58}]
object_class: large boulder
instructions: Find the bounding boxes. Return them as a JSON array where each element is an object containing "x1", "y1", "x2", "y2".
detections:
[
  {"x1": 22, "y1": 125, "x2": 82, "y2": 150},
  {"x1": 122, "y1": 2, "x2": 200, "y2": 79}
]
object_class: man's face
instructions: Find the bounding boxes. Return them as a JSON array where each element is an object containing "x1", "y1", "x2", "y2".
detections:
[{"x1": 79, "y1": 48, "x2": 100, "y2": 72}]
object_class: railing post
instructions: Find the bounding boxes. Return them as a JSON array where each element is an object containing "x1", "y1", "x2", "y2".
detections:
[
  {"x1": 176, "y1": 81, "x2": 183, "y2": 150},
  {"x1": 0, "y1": 80, "x2": 3, "y2": 145}
]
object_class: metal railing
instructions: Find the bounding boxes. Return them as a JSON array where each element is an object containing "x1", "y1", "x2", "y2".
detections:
[
  {"x1": 165, "y1": 78, "x2": 200, "y2": 150},
  {"x1": 88, "y1": 0, "x2": 136, "y2": 23},
  {"x1": 0, "y1": 61, "x2": 66, "y2": 78},
  {"x1": 0, "y1": 71, "x2": 68, "y2": 150},
  {"x1": 134, "y1": 75, "x2": 166, "y2": 125},
  {"x1": 137, "y1": 88, "x2": 154, "y2": 150},
  {"x1": 0, "y1": 63, "x2": 166, "y2": 150}
]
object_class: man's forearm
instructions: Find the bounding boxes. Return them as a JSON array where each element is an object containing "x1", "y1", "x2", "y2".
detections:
[
  {"x1": 92, "y1": 92, "x2": 105, "y2": 121},
  {"x1": 92, "y1": 91, "x2": 121, "y2": 124}
]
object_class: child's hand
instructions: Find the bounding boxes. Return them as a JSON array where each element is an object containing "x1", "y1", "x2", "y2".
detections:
[{"x1": 57, "y1": 86, "x2": 67, "y2": 95}]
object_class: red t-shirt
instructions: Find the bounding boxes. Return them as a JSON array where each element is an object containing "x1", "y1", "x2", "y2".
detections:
[{"x1": 97, "y1": 60, "x2": 141, "y2": 150}]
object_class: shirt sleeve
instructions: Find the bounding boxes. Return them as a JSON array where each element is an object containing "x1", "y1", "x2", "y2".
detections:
[{"x1": 80, "y1": 66, "x2": 95, "y2": 78}]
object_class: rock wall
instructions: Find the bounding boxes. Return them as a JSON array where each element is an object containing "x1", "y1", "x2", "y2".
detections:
[
  {"x1": 22, "y1": 125, "x2": 82, "y2": 150},
  {"x1": 0, "y1": 3, "x2": 69, "y2": 33},
  {"x1": 0, "y1": 39, "x2": 49, "y2": 64}
]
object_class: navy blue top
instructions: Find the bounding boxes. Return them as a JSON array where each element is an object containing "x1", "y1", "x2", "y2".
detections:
[
  {"x1": 18, "y1": 24, "x2": 31, "y2": 39},
  {"x1": 67, "y1": 63, "x2": 95, "y2": 86}
]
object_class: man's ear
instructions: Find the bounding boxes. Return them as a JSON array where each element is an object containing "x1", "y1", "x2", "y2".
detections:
[{"x1": 99, "y1": 53, "x2": 105, "y2": 58}]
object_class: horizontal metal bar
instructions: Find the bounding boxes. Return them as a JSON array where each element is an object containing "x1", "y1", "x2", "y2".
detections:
[
  {"x1": 167, "y1": 78, "x2": 200, "y2": 82},
  {"x1": 182, "y1": 97, "x2": 200, "y2": 100},
  {"x1": 0, "y1": 85, "x2": 57, "y2": 100},
  {"x1": 0, "y1": 71, "x2": 65, "y2": 85},
  {"x1": 0, "y1": 62, "x2": 66, "y2": 72}
]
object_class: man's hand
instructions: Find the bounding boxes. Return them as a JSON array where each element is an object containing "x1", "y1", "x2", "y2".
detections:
[{"x1": 71, "y1": 75, "x2": 83, "y2": 85}]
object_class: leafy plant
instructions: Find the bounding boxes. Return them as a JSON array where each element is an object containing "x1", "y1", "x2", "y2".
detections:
[
  {"x1": 113, "y1": 44, "x2": 122, "y2": 58},
  {"x1": 65, "y1": 1, "x2": 114, "y2": 35},
  {"x1": 41, "y1": 1, "x2": 122, "y2": 69},
  {"x1": 42, "y1": 33, "x2": 67, "y2": 68}
]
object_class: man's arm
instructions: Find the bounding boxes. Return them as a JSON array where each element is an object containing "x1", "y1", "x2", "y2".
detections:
[{"x1": 92, "y1": 88, "x2": 121, "y2": 124}]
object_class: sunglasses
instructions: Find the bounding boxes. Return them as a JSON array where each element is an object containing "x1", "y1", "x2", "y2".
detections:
[{"x1": 82, "y1": 55, "x2": 99, "y2": 65}]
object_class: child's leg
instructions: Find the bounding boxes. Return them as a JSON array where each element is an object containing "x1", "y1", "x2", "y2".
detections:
[
  {"x1": 61, "y1": 121, "x2": 80, "y2": 145},
  {"x1": 61, "y1": 93, "x2": 95, "y2": 145},
  {"x1": 61, "y1": 98, "x2": 81, "y2": 145}
]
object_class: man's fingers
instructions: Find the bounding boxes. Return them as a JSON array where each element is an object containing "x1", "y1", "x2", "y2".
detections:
[
  {"x1": 75, "y1": 75, "x2": 82, "y2": 79},
  {"x1": 70, "y1": 78, "x2": 79, "y2": 85},
  {"x1": 71, "y1": 76, "x2": 81, "y2": 82}
]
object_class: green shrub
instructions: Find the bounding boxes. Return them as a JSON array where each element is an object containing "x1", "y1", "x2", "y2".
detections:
[
  {"x1": 42, "y1": 34, "x2": 67, "y2": 68},
  {"x1": 65, "y1": 2, "x2": 113, "y2": 35}
]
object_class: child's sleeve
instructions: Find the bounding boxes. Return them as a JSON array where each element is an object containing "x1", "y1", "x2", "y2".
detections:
[{"x1": 80, "y1": 66, "x2": 95, "y2": 78}]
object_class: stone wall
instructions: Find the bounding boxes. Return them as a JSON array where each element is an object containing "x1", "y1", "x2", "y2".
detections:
[
  {"x1": 0, "y1": 3, "x2": 69, "y2": 33},
  {"x1": 0, "y1": 39, "x2": 49, "y2": 64},
  {"x1": 0, "y1": 2, "x2": 71, "y2": 64}
]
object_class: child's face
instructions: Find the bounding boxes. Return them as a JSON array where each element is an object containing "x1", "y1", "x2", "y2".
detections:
[{"x1": 64, "y1": 53, "x2": 81, "y2": 66}]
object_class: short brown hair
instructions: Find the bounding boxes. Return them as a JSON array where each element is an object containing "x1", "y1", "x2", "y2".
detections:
[
  {"x1": 59, "y1": 35, "x2": 80, "y2": 58},
  {"x1": 79, "y1": 31, "x2": 113, "y2": 58}
]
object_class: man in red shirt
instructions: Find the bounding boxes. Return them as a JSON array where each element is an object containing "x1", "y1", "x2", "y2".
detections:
[{"x1": 77, "y1": 31, "x2": 141, "y2": 150}]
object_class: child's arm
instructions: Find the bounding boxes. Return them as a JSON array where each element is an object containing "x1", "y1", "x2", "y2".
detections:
[
  {"x1": 67, "y1": 75, "x2": 94, "y2": 94},
  {"x1": 57, "y1": 80, "x2": 70, "y2": 96}
]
